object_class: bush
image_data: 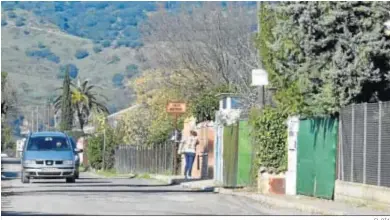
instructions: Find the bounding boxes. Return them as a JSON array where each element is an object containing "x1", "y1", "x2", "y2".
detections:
[
  {"x1": 101, "y1": 40, "x2": 111, "y2": 48},
  {"x1": 125, "y1": 64, "x2": 139, "y2": 78},
  {"x1": 86, "y1": 126, "x2": 123, "y2": 170},
  {"x1": 58, "y1": 64, "x2": 79, "y2": 79},
  {"x1": 249, "y1": 107, "x2": 288, "y2": 183},
  {"x1": 74, "y1": 49, "x2": 89, "y2": 59},
  {"x1": 26, "y1": 48, "x2": 61, "y2": 63},
  {"x1": 112, "y1": 73, "x2": 124, "y2": 87},
  {"x1": 15, "y1": 18, "x2": 25, "y2": 27},
  {"x1": 8, "y1": 11, "x2": 17, "y2": 18},
  {"x1": 38, "y1": 42, "x2": 46, "y2": 49},
  {"x1": 1, "y1": 19, "x2": 8, "y2": 27},
  {"x1": 93, "y1": 46, "x2": 102, "y2": 53}
]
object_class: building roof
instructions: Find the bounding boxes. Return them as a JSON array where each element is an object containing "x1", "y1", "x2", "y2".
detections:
[
  {"x1": 215, "y1": 93, "x2": 242, "y2": 98},
  {"x1": 107, "y1": 104, "x2": 140, "y2": 119}
]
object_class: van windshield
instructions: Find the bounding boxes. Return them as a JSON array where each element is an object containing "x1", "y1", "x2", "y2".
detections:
[{"x1": 26, "y1": 136, "x2": 71, "y2": 151}]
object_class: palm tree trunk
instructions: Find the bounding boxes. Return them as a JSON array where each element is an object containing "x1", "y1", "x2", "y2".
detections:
[{"x1": 76, "y1": 105, "x2": 84, "y2": 130}]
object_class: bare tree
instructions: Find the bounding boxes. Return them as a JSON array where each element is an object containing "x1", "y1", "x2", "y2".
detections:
[{"x1": 140, "y1": 2, "x2": 261, "y2": 107}]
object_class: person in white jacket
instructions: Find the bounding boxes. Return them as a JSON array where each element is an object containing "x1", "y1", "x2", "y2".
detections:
[{"x1": 178, "y1": 130, "x2": 199, "y2": 179}]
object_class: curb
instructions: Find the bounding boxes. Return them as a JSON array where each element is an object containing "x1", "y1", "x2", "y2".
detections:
[
  {"x1": 214, "y1": 188, "x2": 341, "y2": 215},
  {"x1": 86, "y1": 171, "x2": 136, "y2": 179},
  {"x1": 149, "y1": 175, "x2": 179, "y2": 185}
]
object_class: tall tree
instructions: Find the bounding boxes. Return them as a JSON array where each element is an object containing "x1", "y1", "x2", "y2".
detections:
[
  {"x1": 141, "y1": 2, "x2": 261, "y2": 108},
  {"x1": 269, "y1": 2, "x2": 390, "y2": 116},
  {"x1": 59, "y1": 67, "x2": 73, "y2": 131},
  {"x1": 54, "y1": 78, "x2": 109, "y2": 130},
  {"x1": 70, "y1": 78, "x2": 109, "y2": 130}
]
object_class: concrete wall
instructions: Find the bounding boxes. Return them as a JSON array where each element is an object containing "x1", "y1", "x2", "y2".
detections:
[{"x1": 335, "y1": 180, "x2": 390, "y2": 206}]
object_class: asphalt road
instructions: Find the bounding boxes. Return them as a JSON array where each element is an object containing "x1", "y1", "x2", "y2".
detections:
[{"x1": 1, "y1": 158, "x2": 307, "y2": 215}]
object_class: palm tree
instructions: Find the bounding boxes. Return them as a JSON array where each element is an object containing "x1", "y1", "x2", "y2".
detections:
[{"x1": 54, "y1": 78, "x2": 109, "y2": 130}]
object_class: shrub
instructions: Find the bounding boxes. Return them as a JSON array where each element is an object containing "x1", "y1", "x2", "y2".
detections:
[
  {"x1": 93, "y1": 46, "x2": 102, "y2": 53},
  {"x1": 8, "y1": 11, "x2": 17, "y2": 19},
  {"x1": 38, "y1": 42, "x2": 46, "y2": 49},
  {"x1": 86, "y1": 125, "x2": 123, "y2": 170},
  {"x1": 58, "y1": 64, "x2": 79, "y2": 79},
  {"x1": 249, "y1": 107, "x2": 288, "y2": 183},
  {"x1": 15, "y1": 18, "x2": 25, "y2": 27},
  {"x1": 112, "y1": 73, "x2": 124, "y2": 87},
  {"x1": 74, "y1": 49, "x2": 89, "y2": 59},
  {"x1": 1, "y1": 19, "x2": 8, "y2": 26},
  {"x1": 26, "y1": 48, "x2": 60, "y2": 63},
  {"x1": 125, "y1": 64, "x2": 139, "y2": 78},
  {"x1": 101, "y1": 40, "x2": 111, "y2": 48}
]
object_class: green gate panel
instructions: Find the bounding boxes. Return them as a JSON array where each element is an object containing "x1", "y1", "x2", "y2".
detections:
[
  {"x1": 297, "y1": 117, "x2": 338, "y2": 200},
  {"x1": 237, "y1": 121, "x2": 252, "y2": 186},
  {"x1": 223, "y1": 124, "x2": 239, "y2": 187}
]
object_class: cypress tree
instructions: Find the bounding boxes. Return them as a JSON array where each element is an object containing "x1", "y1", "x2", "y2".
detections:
[
  {"x1": 270, "y1": 2, "x2": 390, "y2": 116},
  {"x1": 60, "y1": 66, "x2": 73, "y2": 131}
]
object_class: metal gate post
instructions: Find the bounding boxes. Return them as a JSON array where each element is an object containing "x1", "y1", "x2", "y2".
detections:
[
  {"x1": 363, "y1": 103, "x2": 367, "y2": 184},
  {"x1": 351, "y1": 104, "x2": 355, "y2": 182},
  {"x1": 378, "y1": 102, "x2": 382, "y2": 186}
]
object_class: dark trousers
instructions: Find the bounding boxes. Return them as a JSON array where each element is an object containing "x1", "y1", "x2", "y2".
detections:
[{"x1": 184, "y1": 152, "x2": 196, "y2": 177}]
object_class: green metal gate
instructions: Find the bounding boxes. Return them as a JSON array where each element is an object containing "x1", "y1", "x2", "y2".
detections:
[
  {"x1": 223, "y1": 123, "x2": 239, "y2": 187},
  {"x1": 297, "y1": 117, "x2": 338, "y2": 199},
  {"x1": 237, "y1": 120, "x2": 252, "y2": 186}
]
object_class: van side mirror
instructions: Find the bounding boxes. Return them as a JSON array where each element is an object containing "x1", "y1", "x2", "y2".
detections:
[{"x1": 74, "y1": 148, "x2": 83, "y2": 153}]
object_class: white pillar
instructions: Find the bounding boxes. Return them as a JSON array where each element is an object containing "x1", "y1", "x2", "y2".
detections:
[{"x1": 286, "y1": 116, "x2": 300, "y2": 195}]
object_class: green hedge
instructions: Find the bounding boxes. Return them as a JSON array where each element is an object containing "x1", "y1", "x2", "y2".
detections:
[{"x1": 249, "y1": 107, "x2": 288, "y2": 184}]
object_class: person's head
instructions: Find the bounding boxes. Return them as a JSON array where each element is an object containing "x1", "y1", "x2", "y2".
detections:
[{"x1": 190, "y1": 130, "x2": 197, "y2": 137}]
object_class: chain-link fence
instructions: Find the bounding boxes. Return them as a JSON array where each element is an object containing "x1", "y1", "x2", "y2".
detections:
[
  {"x1": 338, "y1": 101, "x2": 390, "y2": 188},
  {"x1": 114, "y1": 142, "x2": 175, "y2": 175}
]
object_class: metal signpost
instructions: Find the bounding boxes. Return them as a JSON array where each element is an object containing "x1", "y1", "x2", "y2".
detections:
[
  {"x1": 251, "y1": 69, "x2": 269, "y2": 107},
  {"x1": 166, "y1": 101, "x2": 186, "y2": 175}
]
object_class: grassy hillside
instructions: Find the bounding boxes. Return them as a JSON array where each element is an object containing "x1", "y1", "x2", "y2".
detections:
[{"x1": 1, "y1": 8, "x2": 142, "y2": 113}]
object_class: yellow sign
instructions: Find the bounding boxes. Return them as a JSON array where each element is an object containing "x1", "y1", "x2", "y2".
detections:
[{"x1": 166, "y1": 102, "x2": 186, "y2": 114}]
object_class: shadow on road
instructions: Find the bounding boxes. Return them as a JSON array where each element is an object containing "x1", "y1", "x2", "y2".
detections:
[
  {"x1": 34, "y1": 183, "x2": 173, "y2": 188},
  {"x1": 1, "y1": 211, "x2": 84, "y2": 216},
  {"x1": 5, "y1": 188, "x2": 213, "y2": 195},
  {"x1": 31, "y1": 180, "x2": 112, "y2": 184}
]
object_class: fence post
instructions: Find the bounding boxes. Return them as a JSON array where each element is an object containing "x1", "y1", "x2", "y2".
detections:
[
  {"x1": 351, "y1": 103, "x2": 355, "y2": 182},
  {"x1": 338, "y1": 117, "x2": 343, "y2": 180},
  {"x1": 378, "y1": 101, "x2": 382, "y2": 186},
  {"x1": 363, "y1": 103, "x2": 367, "y2": 184}
]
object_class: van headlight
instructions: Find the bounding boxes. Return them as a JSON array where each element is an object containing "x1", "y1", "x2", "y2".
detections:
[
  {"x1": 23, "y1": 160, "x2": 35, "y2": 165},
  {"x1": 63, "y1": 160, "x2": 74, "y2": 165}
]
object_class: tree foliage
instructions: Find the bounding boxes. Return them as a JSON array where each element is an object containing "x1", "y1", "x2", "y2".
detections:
[
  {"x1": 141, "y1": 2, "x2": 260, "y2": 107},
  {"x1": 268, "y1": 2, "x2": 390, "y2": 116},
  {"x1": 59, "y1": 67, "x2": 73, "y2": 131},
  {"x1": 249, "y1": 107, "x2": 288, "y2": 179},
  {"x1": 54, "y1": 78, "x2": 109, "y2": 130}
]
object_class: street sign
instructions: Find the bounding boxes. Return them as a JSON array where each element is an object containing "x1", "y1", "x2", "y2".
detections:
[
  {"x1": 251, "y1": 69, "x2": 269, "y2": 86},
  {"x1": 166, "y1": 102, "x2": 186, "y2": 114}
]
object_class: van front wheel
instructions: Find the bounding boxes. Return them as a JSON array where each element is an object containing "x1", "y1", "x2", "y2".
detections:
[
  {"x1": 21, "y1": 170, "x2": 30, "y2": 184},
  {"x1": 66, "y1": 176, "x2": 76, "y2": 183}
]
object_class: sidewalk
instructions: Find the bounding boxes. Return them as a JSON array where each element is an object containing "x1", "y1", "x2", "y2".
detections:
[
  {"x1": 149, "y1": 175, "x2": 390, "y2": 215},
  {"x1": 216, "y1": 188, "x2": 390, "y2": 215}
]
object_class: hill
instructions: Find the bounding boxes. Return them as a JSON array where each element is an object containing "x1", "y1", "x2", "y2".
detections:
[{"x1": 1, "y1": 8, "x2": 145, "y2": 113}]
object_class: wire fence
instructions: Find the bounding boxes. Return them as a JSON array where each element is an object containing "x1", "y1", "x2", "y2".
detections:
[
  {"x1": 338, "y1": 101, "x2": 390, "y2": 188},
  {"x1": 114, "y1": 142, "x2": 175, "y2": 175}
]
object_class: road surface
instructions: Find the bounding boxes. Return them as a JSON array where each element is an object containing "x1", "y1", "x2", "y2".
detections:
[{"x1": 1, "y1": 158, "x2": 307, "y2": 215}]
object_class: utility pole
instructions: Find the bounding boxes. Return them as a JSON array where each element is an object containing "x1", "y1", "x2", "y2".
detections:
[
  {"x1": 36, "y1": 106, "x2": 39, "y2": 132},
  {"x1": 31, "y1": 107, "x2": 34, "y2": 133},
  {"x1": 102, "y1": 128, "x2": 106, "y2": 170},
  {"x1": 257, "y1": 1, "x2": 266, "y2": 107}
]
